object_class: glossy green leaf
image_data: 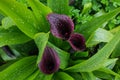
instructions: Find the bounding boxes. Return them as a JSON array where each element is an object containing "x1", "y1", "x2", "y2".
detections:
[
  {"x1": 26, "y1": 70, "x2": 53, "y2": 80},
  {"x1": 93, "y1": 10, "x2": 105, "y2": 17},
  {"x1": 87, "y1": 28, "x2": 113, "y2": 47},
  {"x1": 34, "y1": 71, "x2": 53, "y2": 80},
  {"x1": 9, "y1": 40, "x2": 37, "y2": 56},
  {"x1": 93, "y1": 70, "x2": 113, "y2": 80},
  {"x1": 0, "y1": 27, "x2": 31, "y2": 47},
  {"x1": 98, "y1": 67, "x2": 120, "y2": 78},
  {"x1": 34, "y1": 32, "x2": 49, "y2": 64},
  {"x1": 0, "y1": 0, "x2": 39, "y2": 38},
  {"x1": 34, "y1": 33, "x2": 69, "y2": 69},
  {"x1": 110, "y1": 26, "x2": 120, "y2": 34},
  {"x1": 0, "y1": 13, "x2": 4, "y2": 24},
  {"x1": 111, "y1": 0, "x2": 120, "y2": 3},
  {"x1": 68, "y1": 72, "x2": 82, "y2": 80},
  {"x1": 115, "y1": 77, "x2": 120, "y2": 80},
  {"x1": 47, "y1": 42, "x2": 70, "y2": 69},
  {"x1": 115, "y1": 71, "x2": 120, "y2": 80},
  {"x1": 81, "y1": 2, "x2": 92, "y2": 15},
  {"x1": 73, "y1": 51, "x2": 88, "y2": 58},
  {"x1": 28, "y1": 0, "x2": 52, "y2": 32},
  {"x1": 0, "y1": 56, "x2": 37, "y2": 80},
  {"x1": 47, "y1": 0, "x2": 69, "y2": 15},
  {"x1": 111, "y1": 41, "x2": 120, "y2": 58},
  {"x1": 81, "y1": 72, "x2": 97, "y2": 80},
  {"x1": 2, "y1": 17, "x2": 15, "y2": 29},
  {"x1": 26, "y1": 70, "x2": 39, "y2": 80},
  {"x1": 0, "y1": 59, "x2": 17, "y2": 72},
  {"x1": 65, "y1": 30, "x2": 120, "y2": 72},
  {"x1": 16, "y1": 0, "x2": 28, "y2": 6},
  {"x1": 0, "y1": 48, "x2": 16, "y2": 61},
  {"x1": 103, "y1": 58, "x2": 118, "y2": 69},
  {"x1": 110, "y1": 26, "x2": 120, "y2": 57},
  {"x1": 75, "y1": 7, "x2": 120, "y2": 40},
  {"x1": 69, "y1": 60, "x2": 85, "y2": 66},
  {"x1": 49, "y1": 34, "x2": 70, "y2": 51},
  {"x1": 54, "y1": 72, "x2": 74, "y2": 80}
]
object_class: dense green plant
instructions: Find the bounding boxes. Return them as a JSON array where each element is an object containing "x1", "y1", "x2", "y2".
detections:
[{"x1": 0, "y1": 0, "x2": 120, "y2": 80}]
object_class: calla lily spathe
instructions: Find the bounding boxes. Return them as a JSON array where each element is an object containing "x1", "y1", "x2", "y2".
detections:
[
  {"x1": 38, "y1": 46, "x2": 60, "y2": 74},
  {"x1": 68, "y1": 33, "x2": 86, "y2": 51},
  {"x1": 47, "y1": 13, "x2": 86, "y2": 51},
  {"x1": 47, "y1": 13, "x2": 74, "y2": 40}
]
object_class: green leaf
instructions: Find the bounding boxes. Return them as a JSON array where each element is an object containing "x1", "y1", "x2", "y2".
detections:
[
  {"x1": 103, "y1": 58, "x2": 118, "y2": 69},
  {"x1": 16, "y1": 0, "x2": 28, "y2": 6},
  {"x1": 2, "y1": 17, "x2": 15, "y2": 29},
  {"x1": 34, "y1": 33, "x2": 69, "y2": 69},
  {"x1": 34, "y1": 71, "x2": 53, "y2": 80},
  {"x1": 111, "y1": 41, "x2": 120, "y2": 57},
  {"x1": 26, "y1": 70, "x2": 39, "y2": 80},
  {"x1": 26, "y1": 70, "x2": 53, "y2": 80},
  {"x1": 93, "y1": 10, "x2": 105, "y2": 17},
  {"x1": 0, "y1": 0, "x2": 39, "y2": 38},
  {"x1": 73, "y1": 51, "x2": 89, "y2": 58},
  {"x1": 93, "y1": 71, "x2": 113, "y2": 80},
  {"x1": 0, "y1": 56, "x2": 37, "y2": 80},
  {"x1": 75, "y1": 7, "x2": 120, "y2": 40},
  {"x1": 115, "y1": 71, "x2": 120, "y2": 80},
  {"x1": 68, "y1": 72, "x2": 82, "y2": 80},
  {"x1": 9, "y1": 40, "x2": 37, "y2": 56},
  {"x1": 81, "y1": 2, "x2": 92, "y2": 15},
  {"x1": 54, "y1": 72, "x2": 74, "y2": 80},
  {"x1": 0, "y1": 48, "x2": 16, "y2": 61},
  {"x1": 110, "y1": 26, "x2": 120, "y2": 57},
  {"x1": 115, "y1": 77, "x2": 120, "y2": 80},
  {"x1": 47, "y1": 42, "x2": 70, "y2": 69},
  {"x1": 0, "y1": 26, "x2": 31, "y2": 47},
  {"x1": 49, "y1": 34, "x2": 70, "y2": 51},
  {"x1": 0, "y1": 59, "x2": 17, "y2": 71},
  {"x1": 65, "y1": 30, "x2": 120, "y2": 72},
  {"x1": 0, "y1": 13, "x2": 4, "y2": 24},
  {"x1": 34, "y1": 32, "x2": 49, "y2": 64},
  {"x1": 97, "y1": 67, "x2": 120, "y2": 78},
  {"x1": 81, "y1": 72, "x2": 97, "y2": 80},
  {"x1": 28, "y1": 0, "x2": 52, "y2": 32},
  {"x1": 87, "y1": 28, "x2": 113, "y2": 47},
  {"x1": 47, "y1": 0, "x2": 69, "y2": 15},
  {"x1": 110, "y1": 26, "x2": 120, "y2": 34}
]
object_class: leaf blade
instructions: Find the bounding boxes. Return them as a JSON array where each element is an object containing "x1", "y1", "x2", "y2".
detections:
[
  {"x1": 28, "y1": 0, "x2": 52, "y2": 32},
  {"x1": 0, "y1": 56, "x2": 37, "y2": 80},
  {"x1": 0, "y1": 27, "x2": 31, "y2": 47},
  {"x1": 54, "y1": 72, "x2": 74, "y2": 80},
  {"x1": 65, "y1": 30, "x2": 120, "y2": 72},
  {"x1": 47, "y1": 0, "x2": 69, "y2": 15},
  {"x1": 0, "y1": 0, "x2": 39, "y2": 38},
  {"x1": 86, "y1": 28, "x2": 113, "y2": 47},
  {"x1": 34, "y1": 32, "x2": 49, "y2": 64},
  {"x1": 75, "y1": 7, "x2": 120, "y2": 40},
  {"x1": 47, "y1": 42, "x2": 70, "y2": 69}
]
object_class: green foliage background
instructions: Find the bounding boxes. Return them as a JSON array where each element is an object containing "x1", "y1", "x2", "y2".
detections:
[{"x1": 0, "y1": 0, "x2": 120, "y2": 80}]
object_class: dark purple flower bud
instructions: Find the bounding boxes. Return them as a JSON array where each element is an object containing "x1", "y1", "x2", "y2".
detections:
[
  {"x1": 38, "y1": 46, "x2": 60, "y2": 74},
  {"x1": 68, "y1": 33, "x2": 86, "y2": 51},
  {"x1": 69, "y1": 0, "x2": 75, "y2": 6},
  {"x1": 47, "y1": 13, "x2": 74, "y2": 40}
]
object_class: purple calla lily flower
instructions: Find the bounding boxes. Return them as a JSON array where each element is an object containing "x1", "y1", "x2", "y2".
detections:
[
  {"x1": 38, "y1": 46, "x2": 60, "y2": 74},
  {"x1": 47, "y1": 13, "x2": 74, "y2": 40},
  {"x1": 68, "y1": 33, "x2": 86, "y2": 51}
]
